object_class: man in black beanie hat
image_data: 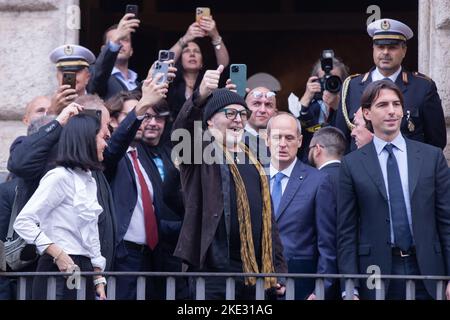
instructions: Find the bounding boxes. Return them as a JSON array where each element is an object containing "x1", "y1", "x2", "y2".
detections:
[{"x1": 171, "y1": 66, "x2": 287, "y2": 300}]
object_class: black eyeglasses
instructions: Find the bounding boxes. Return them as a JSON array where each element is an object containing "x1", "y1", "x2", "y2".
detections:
[{"x1": 220, "y1": 108, "x2": 250, "y2": 120}]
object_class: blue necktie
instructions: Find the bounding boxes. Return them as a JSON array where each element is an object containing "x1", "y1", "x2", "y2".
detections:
[
  {"x1": 271, "y1": 172, "x2": 285, "y2": 217},
  {"x1": 385, "y1": 144, "x2": 413, "y2": 251}
]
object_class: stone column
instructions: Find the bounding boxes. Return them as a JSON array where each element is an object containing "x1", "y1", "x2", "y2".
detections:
[
  {"x1": 418, "y1": 0, "x2": 450, "y2": 160},
  {"x1": 0, "y1": 0, "x2": 79, "y2": 172}
]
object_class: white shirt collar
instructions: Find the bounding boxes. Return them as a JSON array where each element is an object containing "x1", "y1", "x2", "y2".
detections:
[
  {"x1": 318, "y1": 159, "x2": 341, "y2": 170},
  {"x1": 70, "y1": 167, "x2": 93, "y2": 183},
  {"x1": 245, "y1": 124, "x2": 259, "y2": 137},
  {"x1": 112, "y1": 67, "x2": 138, "y2": 82},
  {"x1": 373, "y1": 133, "x2": 406, "y2": 156},
  {"x1": 269, "y1": 158, "x2": 297, "y2": 179},
  {"x1": 372, "y1": 67, "x2": 402, "y2": 82},
  {"x1": 127, "y1": 146, "x2": 137, "y2": 153}
]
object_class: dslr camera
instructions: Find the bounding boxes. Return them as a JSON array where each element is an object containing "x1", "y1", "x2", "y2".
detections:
[{"x1": 315, "y1": 49, "x2": 342, "y2": 98}]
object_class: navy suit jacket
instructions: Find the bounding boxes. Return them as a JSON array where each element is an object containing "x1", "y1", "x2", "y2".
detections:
[
  {"x1": 319, "y1": 162, "x2": 341, "y2": 196},
  {"x1": 87, "y1": 45, "x2": 140, "y2": 100},
  {"x1": 108, "y1": 143, "x2": 181, "y2": 259},
  {"x1": 275, "y1": 159, "x2": 337, "y2": 295},
  {"x1": 337, "y1": 138, "x2": 450, "y2": 299}
]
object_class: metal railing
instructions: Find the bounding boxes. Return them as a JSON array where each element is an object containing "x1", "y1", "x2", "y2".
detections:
[{"x1": 0, "y1": 271, "x2": 449, "y2": 300}]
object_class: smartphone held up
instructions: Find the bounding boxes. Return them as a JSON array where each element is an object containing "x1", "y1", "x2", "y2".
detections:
[
  {"x1": 62, "y1": 72, "x2": 76, "y2": 90},
  {"x1": 125, "y1": 4, "x2": 138, "y2": 18},
  {"x1": 196, "y1": 7, "x2": 211, "y2": 22},
  {"x1": 230, "y1": 64, "x2": 247, "y2": 98},
  {"x1": 152, "y1": 61, "x2": 169, "y2": 85}
]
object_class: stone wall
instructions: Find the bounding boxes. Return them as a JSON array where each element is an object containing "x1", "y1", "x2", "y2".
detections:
[
  {"x1": 0, "y1": 0, "x2": 79, "y2": 172},
  {"x1": 418, "y1": 0, "x2": 450, "y2": 161}
]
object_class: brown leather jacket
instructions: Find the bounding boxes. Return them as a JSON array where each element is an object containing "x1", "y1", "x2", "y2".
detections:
[{"x1": 171, "y1": 90, "x2": 287, "y2": 274}]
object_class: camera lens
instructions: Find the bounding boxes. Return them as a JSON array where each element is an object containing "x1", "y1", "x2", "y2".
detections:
[
  {"x1": 325, "y1": 75, "x2": 342, "y2": 93},
  {"x1": 161, "y1": 52, "x2": 168, "y2": 60},
  {"x1": 231, "y1": 66, "x2": 239, "y2": 73}
]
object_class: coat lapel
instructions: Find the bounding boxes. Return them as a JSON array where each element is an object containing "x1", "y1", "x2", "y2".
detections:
[
  {"x1": 405, "y1": 139, "x2": 422, "y2": 197},
  {"x1": 360, "y1": 142, "x2": 388, "y2": 201},
  {"x1": 276, "y1": 160, "x2": 305, "y2": 220}
]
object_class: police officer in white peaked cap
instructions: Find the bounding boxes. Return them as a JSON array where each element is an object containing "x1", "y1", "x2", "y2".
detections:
[
  {"x1": 49, "y1": 44, "x2": 96, "y2": 71},
  {"x1": 48, "y1": 44, "x2": 96, "y2": 113},
  {"x1": 367, "y1": 18, "x2": 413, "y2": 45},
  {"x1": 334, "y1": 18, "x2": 446, "y2": 152}
]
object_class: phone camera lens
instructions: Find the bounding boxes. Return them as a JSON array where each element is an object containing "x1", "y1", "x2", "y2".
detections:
[{"x1": 231, "y1": 66, "x2": 239, "y2": 73}]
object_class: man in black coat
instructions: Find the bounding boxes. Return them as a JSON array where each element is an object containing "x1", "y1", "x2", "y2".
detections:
[{"x1": 104, "y1": 92, "x2": 186, "y2": 299}]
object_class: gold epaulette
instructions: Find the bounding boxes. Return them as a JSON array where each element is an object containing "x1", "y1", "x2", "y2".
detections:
[
  {"x1": 361, "y1": 72, "x2": 369, "y2": 83},
  {"x1": 341, "y1": 74, "x2": 361, "y2": 131},
  {"x1": 412, "y1": 71, "x2": 432, "y2": 82}
]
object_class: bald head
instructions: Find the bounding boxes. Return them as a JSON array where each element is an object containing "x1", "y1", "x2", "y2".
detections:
[
  {"x1": 266, "y1": 112, "x2": 302, "y2": 170},
  {"x1": 23, "y1": 96, "x2": 51, "y2": 125},
  {"x1": 245, "y1": 86, "x2": 278, "y2": 131}
]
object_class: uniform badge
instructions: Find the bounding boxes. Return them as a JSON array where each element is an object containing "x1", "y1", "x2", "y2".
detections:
[
  {"x1": 406, "y1": 110, "x2": 415, "y2": 132},
  {"x1": 408, "y1": 120, "x2": 415, "y2": 132},
  {"x1": 381, "y1": 20, "x2": 390, "y2": 30},
  {"x1": 64, "y1": 45, "x2": 74, "y2": 56}
]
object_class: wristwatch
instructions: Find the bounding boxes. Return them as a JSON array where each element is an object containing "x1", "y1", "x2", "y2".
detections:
[{"x1": 212, "y1": 36, "x2": 222, "y2": 50}]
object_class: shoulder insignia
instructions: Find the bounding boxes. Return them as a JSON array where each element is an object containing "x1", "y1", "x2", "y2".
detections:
[
  {"x1": 402, "y1": 71, "x2": 408, "y2": 84},
  {"x1": 412, "y1": 71, "x2": 432, "y2": 82}
]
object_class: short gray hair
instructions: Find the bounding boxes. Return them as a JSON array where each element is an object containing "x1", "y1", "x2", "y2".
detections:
[{"x1": 266, "y1": 112, "x2": 302, "y2": 137}]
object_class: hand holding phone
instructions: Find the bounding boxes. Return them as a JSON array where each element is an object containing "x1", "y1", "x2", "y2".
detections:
[
  {"x1": 125, "y1": 4, "x2": 139, "y2": 18},
  {"x1": 230, "y1": 64, "x2": 247, "y2": 97},
  {"x1": 152, "y1": 61, "x2": 169, "y2": 85},
  {"x1": 196, "y1": 7, "x2": 211, "y2": 22},
  {"x1": 62, "y1": 72, "x2": 76, "y2": 90}
]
